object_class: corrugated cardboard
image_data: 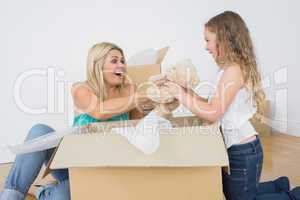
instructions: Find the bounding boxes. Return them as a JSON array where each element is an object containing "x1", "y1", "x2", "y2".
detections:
[{"x1": 48, "y1": 117, "x2": 228, "y2": 200}]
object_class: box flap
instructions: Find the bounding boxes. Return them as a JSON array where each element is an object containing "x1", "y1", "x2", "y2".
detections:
[
  {"x1": 42, "y1": 142, "x2": 60, "y2": 178},
  {"x1": 50, "y1": 117, "x2": 228, "y2": 169},
  {"x1": 126, "y1": 47, "x2": 168, "y2": 86},
  {"x1": 155, "y1": 47, "x2": 169, "y2": 64},
  {"x1": 126, "y1": 64, "x2": 161, "y2": 86}
]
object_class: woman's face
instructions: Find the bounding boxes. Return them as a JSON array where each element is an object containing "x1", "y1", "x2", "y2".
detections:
[
  {"x1": 102, "y1": 49, "x2": 126, "y2": 87},
  {"x1": 204, "y1": 28, "x2": 218, "y2": 61}
]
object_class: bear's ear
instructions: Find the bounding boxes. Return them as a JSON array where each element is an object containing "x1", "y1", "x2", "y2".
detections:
[
  {"x1": 166, "y1": 59, "x2": 200, "y2": 89},
  {"x1": 148, "y1": 74, "x2": 166, "y2": 83}
]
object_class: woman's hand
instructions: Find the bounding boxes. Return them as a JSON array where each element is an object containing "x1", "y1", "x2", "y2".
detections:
[
  {"x1": 162, "y1": 80, "x2": 186, "y2": 99},
  {"x1": 140, "y1": 100, "x2": 157, "y2": 115},
  {"x1": 134, "y1": 90, "x2": 156, "y2": 113}
]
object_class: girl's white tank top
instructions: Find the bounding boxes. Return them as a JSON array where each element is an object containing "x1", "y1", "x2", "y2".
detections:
[{"x1": 210, "y1": 70, "x2": 258, "y2": 148}]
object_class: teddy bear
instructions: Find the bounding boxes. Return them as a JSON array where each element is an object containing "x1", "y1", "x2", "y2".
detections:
[{"x1": 146, "y1": 59, "x2": 200, "y2": 115}]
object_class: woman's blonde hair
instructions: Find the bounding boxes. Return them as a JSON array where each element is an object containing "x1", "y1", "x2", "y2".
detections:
[
  {"x1": 85, "y1": 42, "x2": 125, "y2": 101},
  {"x1": 205, "y1": 11, "x2": 265, "y2": 115}
]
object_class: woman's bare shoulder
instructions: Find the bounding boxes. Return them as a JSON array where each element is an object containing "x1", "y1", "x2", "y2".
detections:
[
  {"x1": 71, "y1": 82, "x2": 96, "y2": 107},
  {"x1": 71, "y1": 82, "x2": 93, "y2": 94}
]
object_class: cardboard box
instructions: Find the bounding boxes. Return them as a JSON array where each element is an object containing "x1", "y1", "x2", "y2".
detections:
[
  {"x1": 49, "y1": 117, "x2": 228, "y2": 200},
  {"x1": 44, "y1": 47, "x2": 229, "y2": 199},
  {"x1": 44, "y1": 47, "x2": 169, "y2": 176},
  {"x1": 126, "y1": 47, "x2": 168, "y2": 86},
  {"x1": 127, "y1": 47, "x2": 168, "y2": 119},
  {"x1": 251, "y1": 100, "x2": 272, "y2": 136}
]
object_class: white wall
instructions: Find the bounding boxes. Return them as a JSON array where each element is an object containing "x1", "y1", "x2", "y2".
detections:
[{"x1": 1, "y1": 0, "x2": 299, "y2": 163}]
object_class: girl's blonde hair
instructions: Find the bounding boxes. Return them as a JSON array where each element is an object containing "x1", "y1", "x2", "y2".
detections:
[
  {"x1": 85, "y1": 42, "x2": 125, "y2": 101},
  {"x1": 205, "y1": 11, "x2": 265, "y2": 115}
]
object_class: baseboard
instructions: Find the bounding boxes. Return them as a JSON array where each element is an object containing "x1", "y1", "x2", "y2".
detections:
[
  {"x1": 287, "y1": 121, "x2": 300, "y2": 137},
  {"x1": 271, "y1": 120, "x2": 288, "y2": 134}
]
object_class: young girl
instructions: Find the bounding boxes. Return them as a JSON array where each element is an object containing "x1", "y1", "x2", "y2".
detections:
[
  {"x1": 0, "y1": 42, "x2": 154, "y2": 200},
  {"x1": 164, "y1": 11, "x2": 299, "y2": 200}
]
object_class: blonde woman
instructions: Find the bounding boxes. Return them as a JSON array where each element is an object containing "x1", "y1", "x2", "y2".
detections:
[
  {"x1": 164, "y1": 11, "x2": 298, "y2": 200},
  {"x1": 0, "y1": 42, "x2": 153, "y2": 200}
]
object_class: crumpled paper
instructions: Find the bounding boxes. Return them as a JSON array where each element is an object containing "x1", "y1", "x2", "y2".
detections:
[
  {"x1": 8, "y1": 127, "x2": 79, "y2": 155},
  {"x1": 112, "y1": 110, "x2": 172, "y2": 154},
  {"x1": 8, "y1": 111, "x2": 172, "y2": 155}
]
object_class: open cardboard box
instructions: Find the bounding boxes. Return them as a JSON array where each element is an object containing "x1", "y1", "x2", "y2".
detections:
[
  {"x1": 126, "y1": 47, "x2": 168, "y2": 85},
  {"x1": 126, "y1": 47, "x2": 168, "y2": 119},
  {"x1": 48, "y1": 117, "x2": 229, "y2": 200},
  {"x1": 250, "y1": 100, "x2": 272, "y2": 136},
  {"x1": 43, "y1": 47, "x2": 230, "y2": 199}
]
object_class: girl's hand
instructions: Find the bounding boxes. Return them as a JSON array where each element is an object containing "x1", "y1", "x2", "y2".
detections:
[
  {"x1": 152, "y1": 77, "x2": 167, "y2": 87},
  {"x1": 163, "y1": 80, "x2": 186, "y2": 99},
  {"x1": 162, "y1": 99, "x2": 180, "y2": 114}
]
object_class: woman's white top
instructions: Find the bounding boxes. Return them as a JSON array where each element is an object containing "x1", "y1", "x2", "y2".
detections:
[{"x1": 210, "y1": 69, "x2": 258, "y2": 148}]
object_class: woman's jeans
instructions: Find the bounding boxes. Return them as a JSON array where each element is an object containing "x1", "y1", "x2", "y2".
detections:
[
  {"x1": 223, "y1": 136, "x2": 298, "y2": 200},
  {"x1": 0, "y1": 124, "x2": 70, "y2": 200}
]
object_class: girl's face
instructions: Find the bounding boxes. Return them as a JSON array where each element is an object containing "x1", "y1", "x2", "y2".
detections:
[
  {"x1": 102, "y1": 49, "x2": 126, "y2": 87},
  {"x1": 204, "y1": 28, "x2": 218, "y2": 61}
]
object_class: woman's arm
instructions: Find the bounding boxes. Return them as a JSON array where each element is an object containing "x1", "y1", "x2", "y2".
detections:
[
  {"x1": 71, "y1": 83, "x2": 150, "y2": 120},
  {"x1": 164, "y1": 66, "x2": 244, "y2": 123}
]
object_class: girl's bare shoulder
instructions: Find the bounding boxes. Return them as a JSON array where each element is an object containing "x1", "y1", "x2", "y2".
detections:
[{"x1": 222, "y1": 65, "x2": 243, "y2": 81}]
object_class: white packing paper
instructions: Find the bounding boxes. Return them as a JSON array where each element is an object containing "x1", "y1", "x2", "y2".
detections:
[
  {"x1": 8, "y1": 111, "x2": 172, "y2": 155},
  {"x1": 8, "y1": 127, "x2": 79, "y2": 155},
  {"x1": 112, "y1": 110, "x2": 172, "y2": 154}
]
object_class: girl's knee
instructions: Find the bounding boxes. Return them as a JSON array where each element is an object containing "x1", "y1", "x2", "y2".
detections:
[{"x1": 26, "y1": 124, "x2": 55, "y2": 140}]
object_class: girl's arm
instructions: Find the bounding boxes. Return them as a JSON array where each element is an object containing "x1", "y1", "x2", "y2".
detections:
[
  {"x1": 71, "y1": 83, "x2": 150, "y2": 120},
  {"x1": 164, "y1": 66, "x2": 244, "y2": 123},
  {"x1": 186, "y1": 88, "x2": 208, "y2": 102}
]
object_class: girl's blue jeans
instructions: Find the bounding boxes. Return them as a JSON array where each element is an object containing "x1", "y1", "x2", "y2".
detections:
[{"x1": 223, "y1": 136, "x2": 298, "y2": 200}]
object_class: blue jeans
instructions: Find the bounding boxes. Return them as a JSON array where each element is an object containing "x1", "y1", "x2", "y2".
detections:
[
  {"x1": 223, "y1": 136, "x2": 298, "y2": 200},
  {"x1": 0, "y1": 124, "x2": 70, "y2": 200}
]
